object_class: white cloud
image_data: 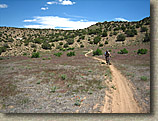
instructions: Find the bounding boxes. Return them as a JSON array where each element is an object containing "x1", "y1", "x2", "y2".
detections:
[
  {"x1": 41, "y1": 7, "x2": 48, "y2": 10},
  {"x1": 23, "y1": 19, "x2": 37, "y2": 22},
  {"x1": 0, "y1": 4, "x2": 8, "y2": 8},
  {"x1": 61, "y1": 0, "x2": 75, "y2": 5},
  {"x1": 23, "y1": 16, "x2": 96, "y2": 30},
  {"x1": 114, "y1": 18, "x2": 129, "y2": 21},
  {"x1": 63, "y1": 12, "x2": 85, "y2": 19},
  {"x1": 47, "y1": 0, "x2": 75, "y2": 6},
  {"x1": 47, "y1": 1, "x2": 58, "y2": 5}
]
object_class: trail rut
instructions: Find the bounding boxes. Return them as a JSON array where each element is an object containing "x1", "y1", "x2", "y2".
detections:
[{"x1": 85, "y1": 50, "x2": 142, "y2": 113}]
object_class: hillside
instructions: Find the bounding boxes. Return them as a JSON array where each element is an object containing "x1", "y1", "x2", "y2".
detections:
[{"x1": 0, "y1": 17, "x2": 150, "y2": 56}]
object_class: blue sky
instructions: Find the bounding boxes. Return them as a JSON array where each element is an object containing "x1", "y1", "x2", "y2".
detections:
[{"x1": 0, "y1": 0, "x2": 150, "y2": 30}]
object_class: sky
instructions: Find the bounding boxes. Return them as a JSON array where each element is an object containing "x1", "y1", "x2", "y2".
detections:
[{"x1": 0, "y1": 0, "x2": 150, "y2": 30}]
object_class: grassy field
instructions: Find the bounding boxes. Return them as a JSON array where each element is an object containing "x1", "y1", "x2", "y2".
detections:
[{"x1": 0, "y1": 48, "x2": 112, "y2": 113}]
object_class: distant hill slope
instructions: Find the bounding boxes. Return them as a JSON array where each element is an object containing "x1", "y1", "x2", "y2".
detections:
[{"x1": 0, "y1": 17, "x2": 150, "y2": 56}]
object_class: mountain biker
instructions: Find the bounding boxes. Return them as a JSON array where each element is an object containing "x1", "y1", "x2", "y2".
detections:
[{"x1": 104, "y1": 50, "x2": 111, "y2": 65}]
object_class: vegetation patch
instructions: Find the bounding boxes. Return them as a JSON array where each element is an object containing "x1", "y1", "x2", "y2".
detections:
[
  {"x1": 105, "y1": 41, "x2": 108, "y2": 44},
  {"x1": 137, "y1": 49, "x2": 148, "y2": 55},
  {"x1": 99, "y1": 43, "x2": 103, "y2": 47},
  {"x1": 31, "y1": 52, "x2": 40, "y2": 58},
  {"x1": 141, "y1": 26, "x2": 148, "y2": 32},
  {"x1": 118, "y1": 48, "x2": 128, "y2": 54},
  {"x1": 50, "y1": 86, "x2": 56, "y2": 93},
  {"x1": 80, "y1": 44, "x2": 84, "y2": 48},
  {"x1": 42, "y1": 42, "x2": 51, "y2": 50},
  {"x1": 125, "y1": 29, "x2": 137, "y2": 37},
  {"x1": 54, "y1": 52, "x2": 62, "y2": 57},
  {"x1": 116, "y1": 34, "x2": 126, "y2": 41},
  {"x1": 93, "y1": 48, "x2": 102, "y2": 56},
  {"x1": 140, "y1": 76, "x2": 147, "y2": 81},
  {"x1": 74, "y1": 96, "x2": 83, "y2": 106},
  {"x1": 111, "y1": 85, "x2": 116, "y2": 90},
  {"x1": 0, "y1": 46, "x2": 7, "y2": 55},
  {"x1": 61, "y1": 74, "x2": 67, "y2": 80},
  {"x1": 143, "y1": 33, "x2": 150, "y2": 42},
  {"x1": 67, "y1": 51, "x2": 75, "y2": 57},
  {"x1": 93, "y1": 36, "x2": 101, "y2": 44}
]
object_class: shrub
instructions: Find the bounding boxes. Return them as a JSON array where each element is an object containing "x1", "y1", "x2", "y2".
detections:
[
  {"x1": 59, "y1": 42, "x2": 63, "y2": 45},
  {"x1": 51, "y1": 43, "x2": 55, "y2": 47},
  {"x1": 33, "y1": 49, "x2": 36, "y2": 52},
  {"x1": 136, "y1": 24, "x2": 140, "y2": 28},
  {"x1": 0, "y1": 57, "x2": 5, "y2": 60},
  {"x1": 36, "y1": 80, "x2": 41, "y2": 84},
  {"x1": 34, "y1": 38, "x2": 43, "y2": 44},
  {"x1": 137, "y1": 49, "x2": 148, "y2": 54},
  {"x1": 0, "y1": 32, "x2": 2, "y2": 37},
  {"x1": 93, "y1": 48, "x2": 102, "y2": 56},
  {"x1": 31, "y1": 44, "x2": 37, "y2": 48},
  {"x1": 23, "y1": 53, "x2": 27, "y2": 56},
  {"x1": 143, "y1": 33, "x2": 150, "y2": 42},
  {"x1": 0, "y1": 46, "x2": 7, "y2": 55},
  {"x1": 125, "y1": 30, "x2": 134, "y2": 37},
  {"x1": 118, "y1": 48, "x2": 128, "y2": 54},
  {"x1": 61, "y1": 74, "x2": 67, "y2": 80},
  {"x1": 105, "y1": 41, "x2": 108, "y2": 44},
  {"x1": 141, "y1": 26, "x2": 148, "y2": 32},
  {"x1": 3, "y1": 43, "x2": 9, "y2": 48},
  {"x1": 131, "y1": 29, "x2": 137, "y2": 35},
  {"x1": 74, "y1": 96, "x2": 83, "y2": 106},
  {"x1": 102, "y1": 30, "x2": 107, "y2": 37},
  {"x1": 140, "y1": 76, "x2": 147, "y2": 81},
  {"x1": 50, "y1": 86, "x2": 56, "y2": 93},
  {"x1": 60, "y1": 48, "x2": 66, "y2": 51},
  {"x1": 113, "y1": 31, "x2": 118, "y2": 35},
  {"x1": 117, "y1": 34, "x2": 125, "y2": 41},
  {"x1": 90, "y1": 41, "x2": 93, "y2": 44},
  {"x1": 80, "y1": 44, "x2": 84, "y2": 48},
  {"x1": 77, "y1": 39, "x2": 80, "y2": 42},
  {"x1": 121, "y1": 25, "x2": 126, "y2": 31},
  {"x1": 66, "y1": 39, "x2": 74, "y2": 45},
  {"x1": 109, "y1": 32, "x2": 113, "y2": 36},
  {"x1": 56, "y1": 45, "x2": 62, "y2": 50},
  {"x1": 80, "y1": 36, "x2": 85, "y2": 40},
  {"x1": 0, "y1": 39, "x2": 3, "y2": 42},
  {"x1": 125, "y1": 29, "x2": 137, "y2": 37},
  {"x1": 114, "y1": 27, "x2": 120, "y2": 31},
  {"x1": 42, "y1": 42, "x2": 51, "y2": 50},
  {"x1": 54, "y1": 52, "x2": 62, "y2": 57},
  {"x1": 99, "y1": 43, "x2": 103, "y2": 47},
  {"x1": 8, "y1": 38, "x2": 14, "y2": 42},
  {"x1": 24, "y1": 40, "x2": 29, "y2": 46},
  {"x1": 67, "y1": 51, "x2": 75, "y2": 57},
  {"x1": 63, "y1": 43, "x2": 69, "y2": 48},
  {"x1": 93, "y1": 36, "x2": 101, "y2": 44},
  {"x1": 31, "y1": 52, "x2": 40, "y2": 58}
]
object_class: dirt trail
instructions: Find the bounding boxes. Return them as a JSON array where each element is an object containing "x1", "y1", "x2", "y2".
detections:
[{"x1": 85, "y1": 50, "x2": 141, "y2": 113}]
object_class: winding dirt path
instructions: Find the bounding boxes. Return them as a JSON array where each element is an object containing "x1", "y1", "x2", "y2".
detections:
[{"x1": 85, "y1": 50, "x2": 141, "y2": 113}]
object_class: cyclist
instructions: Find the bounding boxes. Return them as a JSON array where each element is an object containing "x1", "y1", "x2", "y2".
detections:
[{"x1": 104, "y1": 50, "x2": 111, "y2": 65}]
